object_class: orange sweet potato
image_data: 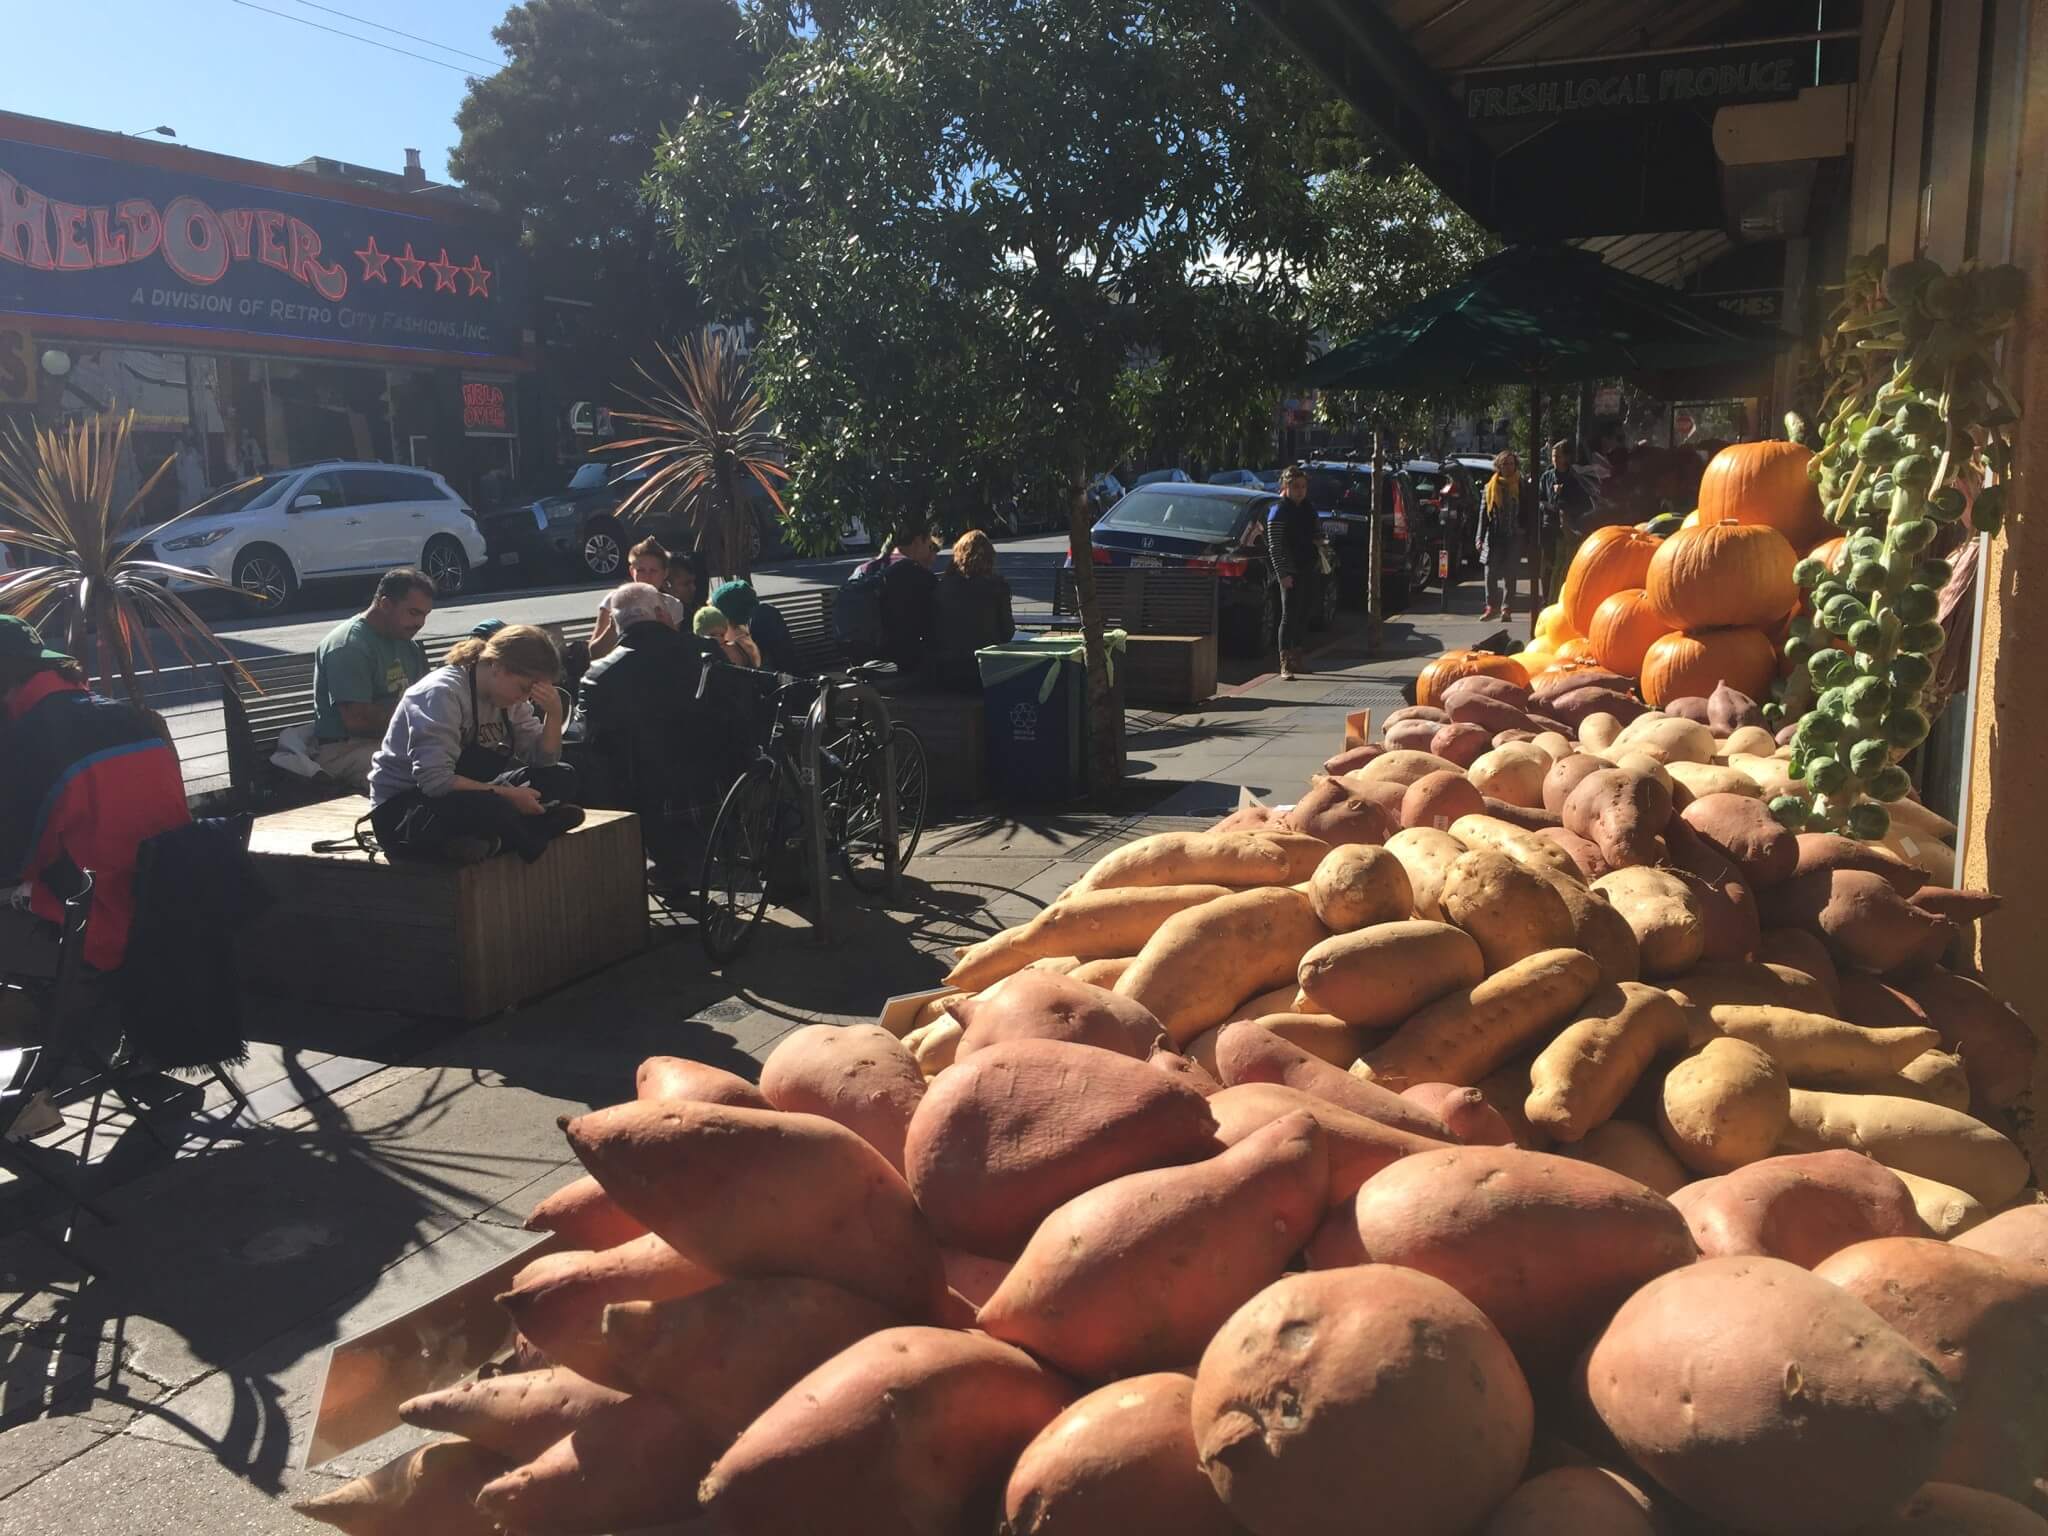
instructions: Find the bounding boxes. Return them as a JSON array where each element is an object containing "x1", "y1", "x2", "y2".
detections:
[
  {"x1": 1854, "y1": 1484, "x2": 2048, "y2": 1534},
  {"x1": 1814, "y1": 1238, "x2": 2048, "y2": 1502},
  {"x1": 1347, "y1": 1145, "x2": 1697, "y2": 1377},
  {"x1": 398, "y1": 1366, "x2": 626, "y2": 1462},
  {"x1": 1900, "y1": 969, "x2": 2038, "y2": 1109},
  {"x1": 495, "y1": 1234, "x2": 719, "y2": 1391},
  {"x1": 1006, "y1": 1372, "x2": 1239, "y2": 1536},
  {"x1": 1759, "y1": 869, "x2": 1955, "y2": 975},
  {"x1": 523, "y1": 1173, "x2": 649, "y2": 1251},
  {"x1": 1792, "y1": 832, "x2": 1927, "y2": 895},
  {"x1": 1214, "y1": 1021, "x2": 1450, "y2": 1139},
  {"x1": 1542, "y1": 753, "x2": 1610, "y2": 814},
  {"x1": 635, "y1": 1055, "x2": 769, "y2": 1108},
  {"x1": 1582, "y1": 1256, "x2": 1956, "y2": 1535},
  {"x1": 1666, "y1": 1149, "x2": 1926, "y2": 1267},
  {"x1": 903, "y1": 1038, "x2": 1220, "y2": 1259},
  {"x1": 699, "y1": 1327, "x2": 1075, "y2": 1536},
  {"x1": 1192, "y1": 1265, "x2": 1533, "y2": 1536},
  {"x1": 1400, "y1": 1082, "x2": 1517, "y2": 1145},
  {"x1": 977, "y1": 1112, "x2": 1330, "y2": 1381},
  {"x1": 1681, "y1": 791, "x2": 1797, "y2": 886},
  {"x1": 758, "y1": 1023, "x2": 925, "y2": 1171},
  {"x1": 951, "y1": 969, "x2": 1167, "y2": 1061},
  {"x1": 1757, "y1": 927, "x2": 1842, "y2": 1006},
  {"x1": 1481, "y1": 1466, "x2": 1665, "y2": 1536},
  {"x1": 1287, "y1": 776, "x2": 1395, "y2": 847},
  {"x1": 561, "y1": 1100, "x2": 944, "y2": 1319},
  {"x1": 1207, "y1": 1081, "x2": 1440, "y2": 1199},
  {"x1": 475, "y1": 1392, "x2": 710, "y2": 1535},
  {"x1": 1562, "y1": 768, "x2": 1672, "y2": 870},
  {"x1": 293, "y1": 1438, "x2": 508, "y2": 1536},
  {"x1": 598, "y1": 1275, "x2": 903, "y2": 1428},
  {"x1": 1953, "y1": 1205, "x2": 2048, "y2": 1270},
  {"x1": 1148, "y1": 1048, "x2": 1222, "y2": 1096}
]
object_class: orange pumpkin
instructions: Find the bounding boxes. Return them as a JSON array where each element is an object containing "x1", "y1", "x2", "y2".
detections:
[
  {"x1": 1639, "y1": 627, "x2": 1778, "y2": 708},
  {"x1": 1558, "y1": 525, "x2": 1662, "y2": 637},
  {"x1": 1696, "y1": 441, "x2": 1828, "y2": 546},
  {"x1": 1588, "y1": 588, "x2": 1677, "y2": 676},
  {"x1": 1645, "y1": 522, "x2": 1797, "y2": 631},
  {"x1": 1416, "y1": 649, "x2": 1530, "y2": 708},
  {"x1": 1808, "y1": 535, "x2": 1848, "y2": 573},
  {"x1": 1555, "y1": 637, "x2": 1596, "y2": 661},
  {"x1": 1534, "y1": 603, "x2": 1575, "y2": 644}
]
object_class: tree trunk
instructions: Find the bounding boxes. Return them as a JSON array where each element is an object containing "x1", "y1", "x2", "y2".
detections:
[
  {"x1": 718, "y1": 456, "x2": 751, "y2": 582},
  {"x1": 1065, "y1": 461, "x2": 1120, "y2": 802}
]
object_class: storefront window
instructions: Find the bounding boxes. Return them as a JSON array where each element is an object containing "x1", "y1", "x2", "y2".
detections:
[{"x1": 261, "y1": 358, "x2": 395, "y2": 469}]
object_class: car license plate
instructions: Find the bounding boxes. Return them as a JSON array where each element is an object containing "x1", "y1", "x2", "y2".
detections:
[
  {"x1": 1129, "y1": 555, "x2": 1163, "y2": 568},
  {"x1": 498, "y1": 551, "x2": 520, "y2": 565}
]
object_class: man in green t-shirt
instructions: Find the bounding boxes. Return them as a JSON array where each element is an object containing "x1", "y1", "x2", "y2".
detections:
[{"x1": 311, "y1": 568, "x2": 436, "y2": 790}]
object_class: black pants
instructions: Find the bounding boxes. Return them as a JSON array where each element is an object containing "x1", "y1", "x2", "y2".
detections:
[
  {"x1": 370, "y1": 763, "x2": 579, "y2": 864},
  {"x1": 1277, "y1": 563, "x2": 1321, "y2": 651}
]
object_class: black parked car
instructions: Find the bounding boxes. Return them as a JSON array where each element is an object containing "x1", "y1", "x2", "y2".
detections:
[
  {"x1": 481, "y1": 459, "x2": 790, "y2": 583},
  {"x1": 1303, "y1": 460, "x2": 1435, "y2": 613},
  {"x1": 1068, "y1": 481, "x2": 1336, "y2": 656},
  {"x1": 1405, "y1": 458, "x2": 1486, "y2": 578}
]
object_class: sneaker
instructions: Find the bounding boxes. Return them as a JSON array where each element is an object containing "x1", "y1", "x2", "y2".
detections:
[
  {"x1": 1480, "y1": 606, "x2": 1497, "y2": 621},
  {"x1": 444, "y1": 835, "x2": 501, "y2": 865},
  {"x1": 541, "y1": 804, "x2": 586, "y2": 838}
]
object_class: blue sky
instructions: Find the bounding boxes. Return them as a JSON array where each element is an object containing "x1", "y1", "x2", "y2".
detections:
[{"x1": 8, "y1": 0, "x2": 509, "y2": 182}]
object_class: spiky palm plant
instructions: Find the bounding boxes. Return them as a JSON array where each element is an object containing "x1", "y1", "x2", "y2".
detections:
[
  {"x1": 0, "y1": 411, "x2": 248, "y2": 708},
  {"x1": 607, "y1": 327, "x2": 788, "y2": 580}
]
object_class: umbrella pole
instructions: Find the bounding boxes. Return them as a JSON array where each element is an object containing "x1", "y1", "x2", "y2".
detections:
[
  {"x1": 1527, "y1": 384, "x2": 1544, "y2": 642},
  {"x1": 1368, "y1": 424, "x2": 1384, "y2": 656}
]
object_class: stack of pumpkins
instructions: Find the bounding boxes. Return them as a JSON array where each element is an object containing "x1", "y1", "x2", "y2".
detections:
[{"x1": 1515, "y1": 442, "x2": 1837, "y2": 710}]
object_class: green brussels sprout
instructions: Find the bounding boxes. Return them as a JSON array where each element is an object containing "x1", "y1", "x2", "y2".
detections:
[
  {"x1": 1784, "y1": 634, "x2": 1817, "y2": 664},
  {"x1": 1808, "y1": 649, "x2": 1851, "y2": 687},
  {"x1": 1849, "y1": 535, "x2": 1885, "y2": 563},
  {"x1": 1847, "y1": 558, "x2": 1886, "y2": 595},
  {"x1": 1858, "y1": 426, "x2": 1901, "y2": 464},
  {"x1": 1788, "y1": 612, "x2": 1818, "y2": 642},
  {"x1": 1894, "y1": 399, "x2": 1941, "y2": 437},
  {"x1": 1890, "y1": 486, "x2": 1928, "y2": 524},
  {"x1": 1846, "y1": 801, "x2": 1891, "y2": 841},
  {"x1": 1811, "y1": 792, "x2": 1847, "y2": 827},
  {"x1": 1846, "y1": 619, "x2": 1882, "y2": 654},
  {"x1": 1814, "y1": 579, "x2": 1848, "y2": 608},
  {"x1": 1884, "y1": 706, "x2": 1931, "y2": 750},
  {"x1": 1806, "y1": 756, "x2": 1851, "y2": 795},
  {"x1": 1928, "y1": 486, "x2": 1966, "y2": 522},
  {"x1": 1901, "y1": 620, "x2": 1947, "y2": 654},
  {"x1": 1794, "y1": 713, "x2": 1838, "y2": 750},
  {"x1": 1792, "y1": 557, "x2": 1828, "y2": 591},
  {"x1": 1888, "y1": 654, "x2": 1933, "y2": 693},
  {"x1": 1848, "y1": 736, "x2": 1892, "y2": 779},
  {"x1": 1817, "y1": 686, "x2": 1849, "y2": 719},
  {"x1": 1873, "y1": 475, "x2": 1898, "y2": 501},
  {"x1": 1883, "y1": 258, "x2": 1941, "y2": 307},
  {"x1": 1892, "y1": 585, "x2": 1938, "y2": 624},
  {"x1": 1887, "y1": 518, "x2": 1936, "y2": 554},
  {"x1": 1915, "y1": 558, "x2": 1952, "y2": 588},
  {"x1": 1866, "y1": 765, "x2": 1913, "y2": 802},
  {"x1": 1768, "y1": 794, "x2": 1810, "y2": 830},
  {"x1": 1891, "y1": 453, "x2": 1936, "y2": 490},
  {"x1": 1974, "y1": 483, "x2": 2007, "y2": 536}
]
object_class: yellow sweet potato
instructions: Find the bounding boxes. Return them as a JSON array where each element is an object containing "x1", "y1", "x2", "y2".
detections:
[
  {"x1": 1525, "y1": 982, "x2": 1689, "y2": 1142},
  {"x1": 1591, "y1": 867, "x2": 1704, "y2": 977},
  {"x1": 946, "y1": 885, "x2": 1231, "y2": 991},
  {"x1": 1696, "y1": 1004, "x2": 1940, "y2": 1088},
  {"x1": 1296, "y1": 920, "x2": 1486, "y2": 1030},
  {"x1": 1006, "y1": 1372, "x2": 1238, "y2": 1536},
  {"x1": 1888, "y1": 1167, "x2": 1990, "y2": 1238},
  {"x1": 1449, "y1": 813, "x2": 1582, "y2": 880},
  {"x1": 1358, "y1": 948, "x2": 1603, "y2": 1091},
  {"x1": 1469, "y1": 743, "x2": 1551, "y2": 809},
  {"x1": 1349, "y1": 748, "x2": 1466, "y2": 787},
  {"x1": 759, "y1": 1023, "x2": 925, "y2": 1172},
  {"x1": 1306, "y1": 843, "x2": 1414, "y2": 932},
  {"x1": 1779, "y1": 1090, "x2": 2029, "y2": 1208},
  {"x1": 902, "y1": 1015, "x2": 963, "y2": 1076},
  {"x1": 1070, "y1": 830, "x2": 1329, "y2": 893},
  {"x1": 1534, "y1": 869, "x2": 1640, "y2": 987},
  {"x1": 1067, "y1": 956, "x2": 1135, "y2": 989},
  {"x1": 1439, "y1": 849, "x2": 1577, "y2": 971},
  {"x1": 1895, "y1": 1049, "x2": 1972, "y2": 1113},
  {"x1": 977, "y1": 1112, "x2": 1330, "y2": 1380},
  {"x1": 1116, "y1": 887, "x2": 1329, "y2": 1046},
  {"x1": 1656, "y1": 1037, "x2": 1790, "y2": 1174},
  {"x1": 1664, "y1": 959, "x2": 1836, "y2": 1022},
  {"x1": 1256, "y1": 1013, "x2": 1363, "y2": 1068},
  {"x1": 1384, "y1": 826, "x2": 1465, "y2": 920}
]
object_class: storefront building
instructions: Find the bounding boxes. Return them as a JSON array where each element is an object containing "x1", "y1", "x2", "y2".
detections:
[{"x1": 0, "y1": 112, "x2": 531, "y2": 521}]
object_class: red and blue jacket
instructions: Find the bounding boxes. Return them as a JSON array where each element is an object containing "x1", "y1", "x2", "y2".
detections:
[{"x1": 2, "y1": 671, "x2": 190, "y2": 970}]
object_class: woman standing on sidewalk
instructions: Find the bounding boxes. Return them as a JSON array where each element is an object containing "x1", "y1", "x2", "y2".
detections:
[
  {"x1": 1480, "y1": 450, "x2": 1528, "y2": 622},
  {"x1": 1267, "y1": 464, "x2": 1322, "y2": 680}
]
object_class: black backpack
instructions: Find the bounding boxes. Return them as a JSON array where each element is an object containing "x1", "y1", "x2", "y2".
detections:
[{"x1": 833, "y1": 556, "x2": 890, "y2": 659}]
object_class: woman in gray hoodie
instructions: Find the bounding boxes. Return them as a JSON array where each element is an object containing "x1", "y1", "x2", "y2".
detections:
[{"x1": 368, "y1": 624, "x2": 582, "y2": 863}]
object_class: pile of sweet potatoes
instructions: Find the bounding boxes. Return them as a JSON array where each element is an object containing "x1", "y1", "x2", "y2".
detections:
[{"x1": 290, "y1": 688, "x2": 2047, "y2": 1535}]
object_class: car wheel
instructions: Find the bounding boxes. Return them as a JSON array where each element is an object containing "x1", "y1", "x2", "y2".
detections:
[
  {"x1": 1409, "y1": 542, "x2": 1433, "y2": 596},
  {"x1": 580, "y1": 522, "x2": 625, "y2": 582},
  {"x1": 423, "y1": 534, "x2": 469, "y2": 598},
  {"x1": 231, "y1": 544, "x2": 297, "y2": 612}
]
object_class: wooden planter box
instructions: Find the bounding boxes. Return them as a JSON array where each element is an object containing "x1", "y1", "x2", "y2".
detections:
[
  {"x1": 1121, "y1": 633, "x2": 1218, "y2": 707},
  {"x1": 239, "y1": 798, "x2": 647, "y2": 1021}
]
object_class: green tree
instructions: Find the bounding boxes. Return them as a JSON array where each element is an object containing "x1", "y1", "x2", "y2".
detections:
[
  {"x1": 451, "y1": 0, "x2": 759, "y2": 405},
  {"x1": 655, "y1": 0, "x2": 1328, "y2": 795}
]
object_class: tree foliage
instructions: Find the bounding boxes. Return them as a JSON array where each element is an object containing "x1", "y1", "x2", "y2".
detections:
[{"x1": 451, "y1": 0, "x2": 759, "y2": 399}]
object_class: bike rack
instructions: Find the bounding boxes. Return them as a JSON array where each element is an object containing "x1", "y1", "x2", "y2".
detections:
[{"x1": 800, "y1": 676, "x2": 902, "y2": 943}]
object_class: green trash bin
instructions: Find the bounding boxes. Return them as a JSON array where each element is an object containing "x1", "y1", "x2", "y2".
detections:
[{"x1": 976, "y1": 631, "x2": 1126, "y2": 801}]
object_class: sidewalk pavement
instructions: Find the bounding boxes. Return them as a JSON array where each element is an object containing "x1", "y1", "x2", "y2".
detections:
[{"x1": 0, "y1": 587, "x2": 1510, "y2": 1529}]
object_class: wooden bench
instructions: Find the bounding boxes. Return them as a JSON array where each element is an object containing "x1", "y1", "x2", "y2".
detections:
[
  {"x1": 762, "y1": 587, "x2": 844, "y2": 672},
  {"x1": 1052, "y1": 569, "x2": 1219, "y2": 707},
  {"x1": 237, "y1": 797, "x2": 647, "y2": 1021}
]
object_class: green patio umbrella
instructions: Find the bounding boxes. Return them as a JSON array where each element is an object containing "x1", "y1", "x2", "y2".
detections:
[{"x1": 1303, "y1": 243, "x2": 1790, "y2": 390}]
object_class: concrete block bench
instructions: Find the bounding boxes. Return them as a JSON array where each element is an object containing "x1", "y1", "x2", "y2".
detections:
[{"x1": 238, "y1": 797, "x2": 646, "y2": 1021}]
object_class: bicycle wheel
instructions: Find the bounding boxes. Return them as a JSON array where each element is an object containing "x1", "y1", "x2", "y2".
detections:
[
  {"x1": 698, "y1": 766, "x2": 780, "y2": 963},
  {"x1": 840, "y1": 724, "x2": 929, "y2": 893}
]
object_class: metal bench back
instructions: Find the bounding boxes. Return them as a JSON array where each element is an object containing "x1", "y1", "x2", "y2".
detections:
[
  {"x1": 763, "y1": 587, "x2": 843, "y2": 672},
  {"x1": 1052, "y1": 567, "x2": 1219, "y2": 636}
]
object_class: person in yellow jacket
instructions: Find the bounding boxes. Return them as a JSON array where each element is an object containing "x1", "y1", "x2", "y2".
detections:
[{"x1": 1480, "y1": 450, "x2": 1528, "y2": 622}]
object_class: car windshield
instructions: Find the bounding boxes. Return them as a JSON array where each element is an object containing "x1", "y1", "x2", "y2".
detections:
[
  {"x1": 1408, "y1": 469, "x2": 1446, "y2": 497},
  {"x1": 1101, "y1": 488, "x2": 1252, "y2": 540},
  {"x1": 568, "y1": 463, "x2": 612, "y2": 491},
  {"x1": 185, "y1": 474, "x2": 290, "y2": 519}
]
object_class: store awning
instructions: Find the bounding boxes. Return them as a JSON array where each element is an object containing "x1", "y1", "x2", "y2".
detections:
[{"x1": 1302, "y1": 243, "x2": 1790, "y2": 391}]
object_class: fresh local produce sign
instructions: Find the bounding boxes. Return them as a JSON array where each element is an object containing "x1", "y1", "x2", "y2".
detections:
[
  {"x1": 0, "y1": 125, "x2": 526, "y2": 363},
  {"x1": 1459, "y1": 42, "x2": 1811, "y2": 122}
]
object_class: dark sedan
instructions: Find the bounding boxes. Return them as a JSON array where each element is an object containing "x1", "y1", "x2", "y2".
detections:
[
  {"x1": 479, "y1": 459, "x2": 660, "y2": 582},
  {"x1": 1070, "y1": 482, "x2": 1337, "y2": 656}
]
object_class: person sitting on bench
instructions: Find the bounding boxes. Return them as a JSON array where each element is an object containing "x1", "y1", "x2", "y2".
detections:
[
  {"x1": 588, "y1": 537, "x2": 689, "y2": 660},
  {"x1": 931, "y1": 528, "x2": 1015, "y2": 689},
  {"x1": 311, "y1": 568, "x2": 435, "y2": 791},
  {"x1": 368, "y1": 625, "x2": 582, "y2": 865},
  {"x1": 694, "y1": 604, "x2": 762, "y2": 668},
  {"x1": 708, "y1": 579, "x2": 797, "y2": 674}
]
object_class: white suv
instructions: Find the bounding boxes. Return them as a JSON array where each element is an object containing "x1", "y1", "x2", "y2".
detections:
[{"x1": 149, "y1": 461, "x2": 486, "y2": 610}]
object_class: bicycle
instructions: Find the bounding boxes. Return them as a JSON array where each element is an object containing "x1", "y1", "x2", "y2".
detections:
[{"x1": 697, "y1": 669, "x2": 930, "y2": 963}]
